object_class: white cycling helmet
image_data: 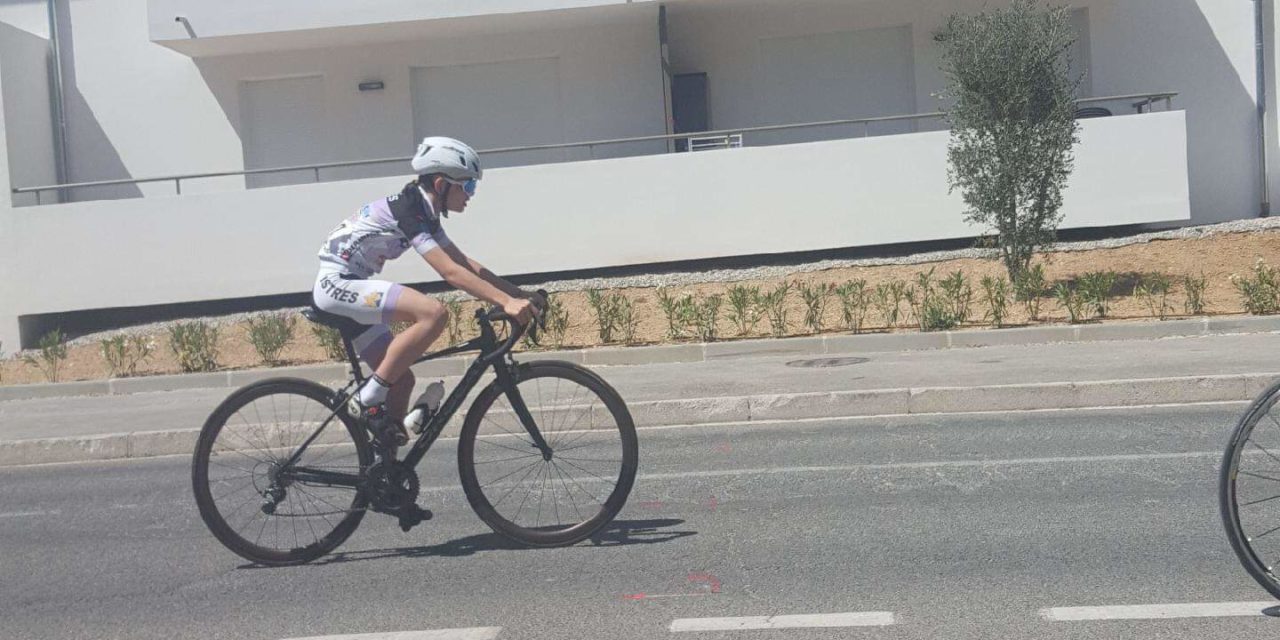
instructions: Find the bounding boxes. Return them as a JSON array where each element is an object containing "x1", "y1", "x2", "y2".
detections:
[{"x1": 410, "y1": 136, "x2": 482, "y2": 181}]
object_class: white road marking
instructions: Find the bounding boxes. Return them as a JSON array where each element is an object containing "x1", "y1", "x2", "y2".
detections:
[
  {"x1": 0, "y1": 509, "x2": 60, "y2": 518},
  {"x1": 1042, "y1": 602, "x2": 1277, "y2": 621},
  {"x1": 283, "y1": 628, "x2": 502, "y2": 640},
  {"x1": 636, "y1": 450, "x2": 1221, "y2": 482},
  {"x1": 669, "y1": 612, "x2": 895, "y2": 632}
]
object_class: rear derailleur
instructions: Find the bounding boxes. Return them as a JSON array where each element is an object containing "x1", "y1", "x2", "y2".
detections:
[{"x1": 365, "y1": 459, "x2": 432, "y2": 532}]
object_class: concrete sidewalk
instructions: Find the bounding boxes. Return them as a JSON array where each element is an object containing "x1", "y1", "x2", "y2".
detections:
[{"x1": 2, "y1": 316, "x2": 1279, "y2": 466}]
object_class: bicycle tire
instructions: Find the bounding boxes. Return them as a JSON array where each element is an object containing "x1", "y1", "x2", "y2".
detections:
[
  {"x1": 1221, "y1": 378, "x2": 1280, "y2": 600},
  {"x1": 458, "y1": 361, "x2": 638, "y2": 547},
  {"x1": 193, "y1": 378, "x2": 372, "y2": 566}
]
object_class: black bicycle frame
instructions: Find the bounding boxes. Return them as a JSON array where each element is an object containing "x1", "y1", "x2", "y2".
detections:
[{"x1": 282, "y1": 308, "x2": 549, "y2": 490}]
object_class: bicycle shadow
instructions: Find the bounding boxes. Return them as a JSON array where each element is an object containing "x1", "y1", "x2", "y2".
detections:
[{"x1": 269, "y1": 518, "x2": 695, "y2": 568}]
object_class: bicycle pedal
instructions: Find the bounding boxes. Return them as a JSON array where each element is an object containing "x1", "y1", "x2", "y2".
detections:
[{"x1": 398, "y1": 505, "x2": 433, "y2": 532}]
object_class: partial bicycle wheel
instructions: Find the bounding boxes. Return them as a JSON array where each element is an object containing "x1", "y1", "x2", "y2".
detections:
[
  {"x1": 458, "y1": 360, "x2": 638, "y2": 546},
  {"x1": 193, "y1": 378, "x2": 372, "y2": 566},
  {"x1": 1221, "y1": 379, "x2": 1280, "y2": 600}
]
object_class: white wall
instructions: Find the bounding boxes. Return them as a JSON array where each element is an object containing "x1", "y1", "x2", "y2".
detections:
[
  {"x1": 0, "y1": 111, "x2": 1190, "y2": 349},
  {"x1": 0, "y1": 39, "x2": 17, "y2": 355},
  {"x1": 191, "y1": 10, "x2": 665, "y2": 185},
  {"x1": 148, "y1": 0, "x2": 655, "y2": 45},
  {"x1": 666, "y1": 0, "x2": 1261, "y2": 225},
  {"x1": 0, "y1": 0, "x2": 1258, "y2": 223},
  {"x1": 0, "y1": 21, "x2": 56, "y2": 207},
  {"x1": 240, "y1": 75, "x2": 329, "y2": 188},
  {"x1": 0, "y1": 0, "x2": 243, "y2": 201}
]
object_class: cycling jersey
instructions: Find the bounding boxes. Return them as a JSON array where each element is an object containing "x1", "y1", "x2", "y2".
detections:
[{"x1": 317, "y1": 182, "x2": 452, "y2": 279}]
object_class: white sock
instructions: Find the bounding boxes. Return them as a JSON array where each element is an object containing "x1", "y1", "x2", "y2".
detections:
[{"x1": 358, "y1": 375, "x2": 393, "y2": 406}]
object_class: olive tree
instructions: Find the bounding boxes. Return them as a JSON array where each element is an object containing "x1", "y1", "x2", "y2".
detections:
[{"x1": 935, "y1": 0, "x2": 1082, "y2": 281}]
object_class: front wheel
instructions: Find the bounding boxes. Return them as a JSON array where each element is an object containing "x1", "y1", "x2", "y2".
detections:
[{"x1": 458, "y1": 361, "x2": 638, "y2": 547}]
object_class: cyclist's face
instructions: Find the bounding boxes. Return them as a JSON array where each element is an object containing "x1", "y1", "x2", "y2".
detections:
[{"x1": 437, "y1": 178, "x2": 473, "y2": 214}]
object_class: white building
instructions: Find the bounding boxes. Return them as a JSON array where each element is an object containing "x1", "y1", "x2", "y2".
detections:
[{"x1": 0, "y1": 0, "x2": 1267, "y2": 349}]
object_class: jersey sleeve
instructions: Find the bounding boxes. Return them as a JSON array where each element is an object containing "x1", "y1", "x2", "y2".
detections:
[{"x1": 410, "y1": 228, "x2": 452, "y2": 255}]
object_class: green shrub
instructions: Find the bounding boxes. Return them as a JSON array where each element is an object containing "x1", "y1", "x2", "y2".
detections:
[
  {"x1": 245, "y1": 312, "x2": 295, "y2": 366},
  {"x1": 656, "y1": 288, "x2": 684, "y2": 340},
  {"x1": 443, "y1": 296, "x2": 466, "y2": 346},
  {"x1": 587, "y1": 289, "x2": 633, "y2": 344},
  {"x1": 1077, "y1": 271, "x2": 1118, "y2": 319},
  {"x1": 1013, "y1": 263, "x2": 1047, "y2": 321},
  {"x1": 980, "y1": 275, "x2": 1012, "y2": 328},
  {"x1": 311, "y1": 324, "x2": 346, "y2": 361},
  {"x1": 1053, "y1": 282, "x2": 1086, "y2": 324},
  {"x1": 940, "y1": 270, "x2": 973, "y2": 325},
  {"x1": 617, "y1": 294, "x2": 641, "y2": 345},
  {"x1": 1134, "y1": 272, "x2": 1174, "y2": 320},
  {"x1": 906, "y1": 268, "x2": 971, "y2": 332},
  {"x1": 23, "y1": 328, "x2": 68, "y2": 382},
  {"x1": 100, "y1": 334, "x2": 155, "y2": 378},
  {"x1": 168, "y1": 321, "x2": 220, "y2": 373},
  {"x1": 1232, "y1": 259, "x2": 1280, "y2": 315},
  {"x1": 538, "y1": 293, "x2": 571, "y2": 348},
  {"x1": 796, "y1": 282, "x2": 833, "y2": 334},
  {"x1": 699, "y1": 294, "x2": 723, "y2": 342},
  {"x1": 874, "y1": 280, "x2": 909, "y2": 329},
  {"x1": 1183, "y1": 272, "x2": 1208, "y2": 316},
  {"x1": 726, "y1": 285, "x2": 762, "y2": 336},
  {"x1": 757, "y1": 283, "x2": 792, "y2": 337},
  {"x1": 834, "y1": 280, "x2": 872, "y2": 334}
]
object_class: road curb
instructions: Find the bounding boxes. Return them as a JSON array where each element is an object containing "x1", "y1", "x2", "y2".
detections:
[{"x1": 3, "y1": 372, "x2": 1275, "y2": 468}]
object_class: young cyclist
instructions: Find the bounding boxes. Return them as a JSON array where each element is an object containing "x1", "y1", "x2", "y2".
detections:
[{"x1": 312, "y1": 136, "x2": 543, "y2": 446}]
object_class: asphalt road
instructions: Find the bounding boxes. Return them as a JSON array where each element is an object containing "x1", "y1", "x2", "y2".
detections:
[{"x1": 3, "y1": 403, "x2": 1279, "y2": 639}]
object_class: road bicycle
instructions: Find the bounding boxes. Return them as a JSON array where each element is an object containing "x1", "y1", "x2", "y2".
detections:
[
  {"x1": 1221, "y1": 378, "x2": 1280, "y2": 599},
  {"x1": 192, "y1": 293, "x2": 638, "y2": 566}
]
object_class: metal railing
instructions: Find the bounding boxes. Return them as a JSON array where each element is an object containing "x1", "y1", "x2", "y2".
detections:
[{"x1": 11, "y1": 92, "x2": 1177, "y2": 204}]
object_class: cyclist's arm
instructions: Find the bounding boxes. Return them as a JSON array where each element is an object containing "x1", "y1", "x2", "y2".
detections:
[
  {"x1": 422, "y1": 245, "x2": 515, "y2": 308},
  {"x1": 439, "y1": 242, "x2": 529, "y2": 301}
]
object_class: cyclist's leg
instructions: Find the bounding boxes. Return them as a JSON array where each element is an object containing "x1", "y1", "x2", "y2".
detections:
[
  {"x1": 313, "y1": 271, "x2": 447, "y2": 412},
  {"x1": 374, "y1": 287, "x2": 449, "y2": 385},
  {"x1": 359, "y1": 341, "x2": 415, "y2": 425}
]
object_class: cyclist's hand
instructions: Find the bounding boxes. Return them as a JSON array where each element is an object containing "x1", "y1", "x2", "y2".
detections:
[
  {"x1": 526, "y1": 290, "x2": 547, "y2": 314},
  {"x1": 504, "y1": 297, "x2": 535, "y2": 325}
]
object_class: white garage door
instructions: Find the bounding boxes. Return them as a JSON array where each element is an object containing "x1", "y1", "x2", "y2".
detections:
[
  {"x1": 240, "y1": 75, "x2": 327, "y2": 189},
  {"x1": 411, "y1": 58, "x2": 566, "y2": 169},
  {"x1": 755, "y1": 26, "x2": 916, "y2": 146}
]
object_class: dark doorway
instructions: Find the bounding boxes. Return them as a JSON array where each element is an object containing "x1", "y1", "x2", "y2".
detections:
[{"x1": 672, "y1": 72, "x2": 708, "y2": 152}]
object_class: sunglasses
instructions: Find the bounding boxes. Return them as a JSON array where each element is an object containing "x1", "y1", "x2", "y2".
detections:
[{"x1": 445, "y1": 178, "x2": 477, "y2": 197}]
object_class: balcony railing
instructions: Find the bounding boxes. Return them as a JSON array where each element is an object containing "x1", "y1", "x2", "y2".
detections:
[{"x1": 12, "y1": 92, "x2": 1177, "y2": 205}]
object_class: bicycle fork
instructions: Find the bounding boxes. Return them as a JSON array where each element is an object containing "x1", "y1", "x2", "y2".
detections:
[{"x1": 493, "y1": 357, "x2": 554, "y2": 460}]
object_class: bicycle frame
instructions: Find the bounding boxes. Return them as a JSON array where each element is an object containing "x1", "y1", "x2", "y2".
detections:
[{"x1": 280, "y1": 308, "x2": 549, "y2": 491}]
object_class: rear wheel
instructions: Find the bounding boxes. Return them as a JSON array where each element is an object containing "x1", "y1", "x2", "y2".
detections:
[
  {"x1": 192, "y1": 378, "x2": 372, "y2": 566},
  {"x1": 458, "y1": 361, "x2": 638, "y2": 547}
]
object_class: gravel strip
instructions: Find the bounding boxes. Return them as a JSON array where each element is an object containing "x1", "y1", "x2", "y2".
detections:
[{"x1": 44, "y1": 217, "x2": 1280, "y2": 351}]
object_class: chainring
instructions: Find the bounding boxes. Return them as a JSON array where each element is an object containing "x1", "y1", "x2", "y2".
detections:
[{"x1": 365, "y1": 460, "x2": 420, "y2": 513}]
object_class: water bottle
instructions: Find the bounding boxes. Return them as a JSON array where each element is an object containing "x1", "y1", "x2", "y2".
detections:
[{"x1": 404, "y1": 380, "x2": 445, "y2": 434}]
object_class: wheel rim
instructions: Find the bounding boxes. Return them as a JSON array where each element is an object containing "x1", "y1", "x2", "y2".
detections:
[
  {"x1": 1228, "y1": 390, "x2": 1280, "y2": 592},
  {"x1": 199, "y1": 388, "x2": 366, "y2": 557},
  {"x1": 469, "y1": 371, "x2": 629, "y2": 534}
]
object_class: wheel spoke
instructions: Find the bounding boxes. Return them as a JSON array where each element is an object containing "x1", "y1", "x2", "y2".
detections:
[
  {"x1": 1241, "y1": 470, "x2": 1280, "y2": 483},
  {"x1": 1249, "y1": 438, "x2": 1280, "y2": 468},
  {"x1": 1242, "y1": 493, "x2": 1280, "y2": 507}
]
